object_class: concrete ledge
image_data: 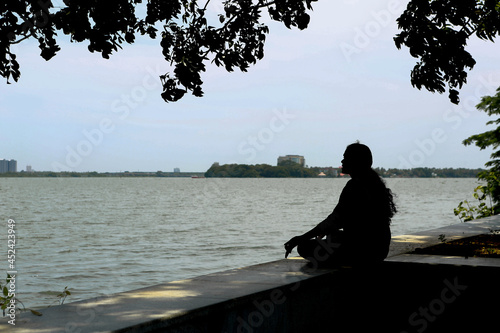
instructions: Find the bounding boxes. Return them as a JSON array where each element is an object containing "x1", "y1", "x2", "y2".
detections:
[
  {"x1": 386, "y1": 253, "x2": 500, "y2": 267},
  {"x1": 388, "y1": 214, "x2": 500, "y2": 257},
  {"x1": 2, "y1": 259, "x2": 342, "y2": 332},
  {"x1": 3, "y1": 216, "x2": 500, "y2": 332}
]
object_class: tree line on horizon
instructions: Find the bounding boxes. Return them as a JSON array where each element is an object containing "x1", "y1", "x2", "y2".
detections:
[
  {"x1": 0, "y1": 165, "x2": 484, "y2": 178},
  {"x1": 204, "y1": 162, "x2": 484, "y2": 178}
]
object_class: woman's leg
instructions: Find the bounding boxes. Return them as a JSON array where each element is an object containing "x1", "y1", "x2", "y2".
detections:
[{"x1": 297, "y1": 235, "x2": 344, "y2": 266}]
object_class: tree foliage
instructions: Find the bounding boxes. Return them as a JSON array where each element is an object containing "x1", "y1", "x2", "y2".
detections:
[
  {"x1": 454, "y1": 181, "x2": 496, "y2": 221},
  {"x1": 3, "y1": 0, "x2": 500, "y2": 103},
  {"x1": 462, "y1": 87, "x2": 500, "y2": 213},
  {"x1": 204, "y1": 162, "x2": 322, "y2": 177},
  {"x1": 1, "y1": 0, "x2": 315, "y2": 102},
  {"x1": 375, "y1": 167, "x2": 483, "y2": 178},
  {"x1": 203, "y1": 164, "x2": 483, "y2": 178},
  {"x1": 395, "y1": 0, "x2": 500, "y2": 104}
]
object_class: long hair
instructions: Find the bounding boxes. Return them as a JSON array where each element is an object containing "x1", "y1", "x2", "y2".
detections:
[
  {"x1": 346, "y1": 142, "x2": 397, "y2": 223},
  {"x1": 370, "y1": 168, "x2": 397, "y2": 223}
]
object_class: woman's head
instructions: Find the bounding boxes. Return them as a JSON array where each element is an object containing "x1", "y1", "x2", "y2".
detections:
[
  {"x1": 341, "y1": 142, "x2": 397, "y2": 221},
  {"x1": 341, "y1": 142, "x2": 373, "y2": 175}
]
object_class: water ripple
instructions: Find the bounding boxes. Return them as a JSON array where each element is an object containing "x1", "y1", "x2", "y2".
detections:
[{"x1": 0, "y1": 177, "x2": 480, "y2": 308}]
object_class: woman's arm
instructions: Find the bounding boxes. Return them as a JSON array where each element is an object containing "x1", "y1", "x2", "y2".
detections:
[
  {"x1": 284, "y1": 210, "x2": 342, "y2": 258},
  {"x1": 284, "y1": 182, "x2": 352, "y2": 258}
]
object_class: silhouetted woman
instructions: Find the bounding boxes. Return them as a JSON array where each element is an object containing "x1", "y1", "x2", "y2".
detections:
[{"x1": 284, "y1": 143, "x2": 397, "y2": 266}]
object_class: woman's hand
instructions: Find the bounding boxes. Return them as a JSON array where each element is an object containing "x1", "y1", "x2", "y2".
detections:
[{"x1": 284, "y1": 235, "x2": 306, "y2": 258}]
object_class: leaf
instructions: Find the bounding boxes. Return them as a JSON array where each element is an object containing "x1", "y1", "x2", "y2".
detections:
[
  {"x1": 296, "y1": 13, "x2": 310, "y2": 30},
  {"x1": 30, "y1": 309, "x2": 43, "y2": 316}
]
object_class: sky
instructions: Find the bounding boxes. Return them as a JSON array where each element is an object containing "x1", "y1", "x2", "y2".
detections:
[{"x1": 1, "y1": 0, "x2": 500, "y2": 172}]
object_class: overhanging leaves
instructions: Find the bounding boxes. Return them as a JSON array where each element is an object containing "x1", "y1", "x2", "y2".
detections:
[
  {"x1": 1, "y1": 0, "x2": 317, "y2": 102},
  {"x1": 395, "y1": 0, "x2": 500, "y2": 104}
]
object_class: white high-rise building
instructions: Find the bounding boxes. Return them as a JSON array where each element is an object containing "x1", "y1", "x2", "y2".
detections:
[
  {"x1": 0, "y1": 159, "x2": 8, "y2": 173},
  {"x1": 8, "y1": 160, "x2": 17, "y2": 172},
  {"x1": 277, "y1": 155, "x2": 305, "y2": 167},
  {"x1": 0, "y1": 159, "x2": 17, "y2": 173}
]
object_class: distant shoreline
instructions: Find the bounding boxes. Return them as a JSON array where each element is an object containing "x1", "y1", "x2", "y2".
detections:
[
  {"x1": 0, "y1": 166, "x2": 485, "y2": 178},
  {"x1": 0, "y1": 171, "x2": 206, "y2": 178}
]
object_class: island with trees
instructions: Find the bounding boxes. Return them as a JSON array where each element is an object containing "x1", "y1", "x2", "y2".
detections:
[{"x1": 203, "y1": 161, "x2": 483, "y2": 178}]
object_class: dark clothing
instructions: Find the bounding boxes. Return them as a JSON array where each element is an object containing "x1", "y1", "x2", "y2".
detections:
[{"x1": 299, "y1": 176, "x2": 391, "y2": 266}]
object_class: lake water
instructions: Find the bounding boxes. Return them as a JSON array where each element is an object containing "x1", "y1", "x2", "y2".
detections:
[{"x1": 0, "y1": 177, "x2": 483, "y2": 309}]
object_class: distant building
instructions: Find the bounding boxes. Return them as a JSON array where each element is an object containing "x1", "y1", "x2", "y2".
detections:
[
  {"x1": 173, "y1": 167, "x2": 180, "y2": 173},
  {"x1": 26, "y1": 165, "x2": 33, "y2": 172},
  {"x1": 319, "y1": 167, "x2": 339, "y2": 177},
  {"x1": 277, "y1": 155, "x2": 305, "y2": 167},
  {"x1": 0, "y1": 159, "x2": 17, "y2": 173},
  {"x1": 8, "y1": 160, "x2": 17, "y2": 172}
]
